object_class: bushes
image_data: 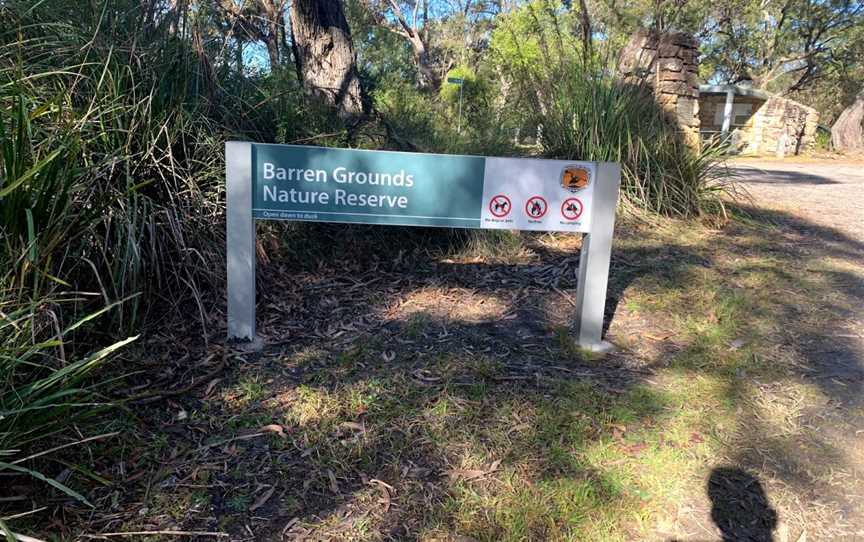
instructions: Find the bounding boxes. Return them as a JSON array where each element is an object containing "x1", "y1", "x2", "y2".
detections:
[
  {"x1": 374, "y1": 80, "x2": 513, "y2": 156},
  {"x1": 0, "y1": 296, "x2": 137, "y2": 506},
  {"x1": 0, "y1": 2, "x2": 225, "y2": 502},
  {"x1": 0, "y1": 93, "x2": 138, "y2": 506},
  {"x1": 489, "y1": 0, "x2": 732, "y2": 217},
  {"x1": 541, "y1": 78, "x2": 732, "y2": 217}
]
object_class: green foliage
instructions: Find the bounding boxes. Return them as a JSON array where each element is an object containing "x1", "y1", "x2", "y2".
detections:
[
  {"x1": 541, "y1": 77, "x2": 732, "y2": 216},
  {"x1": 374, "y1": 78, "x2": 515, "y2": 156},
  {"x1": 814, "y1": 127, "x2": 832, "y2": 151},
  {"x1": 439, "y1": 66, "x2": 477, "y2": 103},
  {"x1": 0, "y1": 296, "x2": 137, "y2": 505},
  {"x1": 0, "y1": 97, "x2": 82, "y2": 296},
  {"x1": 0, "y1": 94, "x2": 136, "y2": 505},
  {"x1": 490, "y1": 0, "x2": 584, "y2": 75},
  {"x1": 488, "y1": 0, "x2": 593, "y2": 138}
]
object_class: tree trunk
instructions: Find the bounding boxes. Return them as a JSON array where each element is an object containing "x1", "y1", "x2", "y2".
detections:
[
  {"x1": 258, "y1": 0, "x2": 285, "y2": 70},
  {"x1": 576, "y1": 0, "x2": 592, "y2": 66},
  {"x1": 407, "y1": 33, "x2": 438, "y2": 89},
  {"x1": 289, "y1": 0, "x2": 366, "y2": 119},
  {"x1": 360, "y1": 0, "x2": 438, "y2": 90},
  {"x1": 831, "y1": 91, "x2": 864, "y2": 152},
  {"x1": 235, "y1": 40, "x2": 244, "y2": 75},
  {"x1": 264, "y1": 34, "x2": 281, "y2": 69}
]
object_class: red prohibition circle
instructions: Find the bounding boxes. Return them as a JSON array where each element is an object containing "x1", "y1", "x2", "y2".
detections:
[
  {"x1": 525, "y1": 196, "x2": 548, "y2": 219},
  {"x1": 561, "y1": 197, "x2": 584, "y2": 220},
  {"x1": 488, "y1": 194, "x2": 512, "y2": 217}
]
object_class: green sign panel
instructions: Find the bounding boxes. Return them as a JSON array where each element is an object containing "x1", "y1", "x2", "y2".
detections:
[
  {"x1": 447, "y1": 77, "x2": 464, "y2": 84},
  {"x1": 253, "y1": 144, "x2": 485, "y2": 228}
]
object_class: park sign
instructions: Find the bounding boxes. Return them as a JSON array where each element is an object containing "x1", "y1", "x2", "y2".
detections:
[
  {"x1": 253, "y1": 144, "x2": 597, "y2": 231},
  {"x1": 226, "y1": 142, "x2": 621, "y2": 351},
  {"x1": 447, "y1": 77, "x2": 465, "y2": 84}
]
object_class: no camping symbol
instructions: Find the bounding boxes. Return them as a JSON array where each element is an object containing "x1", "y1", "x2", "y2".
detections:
[
  {"x1": 561, "y1": 197, "x2": 584, "y2": 221},
  {"x1": 525, "y1": 196, "x2": 548, "y2": 219},
  {"x1": 489, "y1": 194, "x2": 512, "y2": 217}
]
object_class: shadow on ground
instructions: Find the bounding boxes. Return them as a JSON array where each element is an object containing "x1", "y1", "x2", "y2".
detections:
[
  {"x1": 33, "y1": 203, "x2": 864, "y2": 541},
  {"x1": 730, "y1": 166, "x2": 841, "y2": 186}
]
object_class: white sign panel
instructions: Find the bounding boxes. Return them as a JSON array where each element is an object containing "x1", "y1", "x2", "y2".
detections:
[{"x1": 480, "y1": 158, "x2": 594, "y2": 232}]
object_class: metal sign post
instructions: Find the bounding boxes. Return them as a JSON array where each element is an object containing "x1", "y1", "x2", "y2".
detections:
[
  {"x1": 447, "y1": 77, "x2": 465, "y2": 134},
  {"x1": 226, "y1": 142, "x2": 620, "y2": 352}
]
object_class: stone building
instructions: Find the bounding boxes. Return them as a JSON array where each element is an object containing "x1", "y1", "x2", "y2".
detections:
[
  {"x1": 619, "y1": 30, "x2": 820, "y2": 157},
  {"x1": 698, "y1": 85, "x2": 820, "y2": 156}
]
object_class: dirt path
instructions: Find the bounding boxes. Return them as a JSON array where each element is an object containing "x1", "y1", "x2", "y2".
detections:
[
  {"x1": 731, "y1": 158, "x2": 864, "y2": 240},
  {"x1": 668, "y1": 159, "x2": 864, "y2": 541}
]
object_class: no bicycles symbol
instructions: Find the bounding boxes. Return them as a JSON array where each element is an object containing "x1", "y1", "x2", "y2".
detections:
[
  {"x1": 561, "y1": 197, "x2": 584, "y2": 220},
  {"x1": 489, "y1": 194, "x2": 511, "y2": 217},
  {"x1": 525, "y1": 196, "x2": 548, "y2": 219}
]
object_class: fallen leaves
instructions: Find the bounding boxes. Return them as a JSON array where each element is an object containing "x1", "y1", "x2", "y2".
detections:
[
  {"x1": 260, "y1": 424, "x2": 288, "y2": 438},
  {"x1": 249, "y1": 485, "x2": 276, "y2": 512},
  {"x1": 338, "y1": 421, "x2": 366, "y2": 433},
  {"x1": 368, "y1": 479, "x2": 394, "y2": 512},
  {"x1": 445, "y1": 459, "x2": 501, "y2": 483}
]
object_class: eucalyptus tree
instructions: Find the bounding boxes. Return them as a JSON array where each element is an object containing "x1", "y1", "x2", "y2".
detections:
[
  {"x1": 698, "y1": 0, "x2": 864, "y2": 93},
  {"x1": 357, "y1": 0, "x2": 439, "y2": 88},
  {"x1": 290, "y1": 0, "x2": 367, "y2": 118}
]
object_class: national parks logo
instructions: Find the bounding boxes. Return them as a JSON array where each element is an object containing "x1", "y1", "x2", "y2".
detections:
[{"x1": 561, "y1": 166, "x2": 590, "y2": 192}]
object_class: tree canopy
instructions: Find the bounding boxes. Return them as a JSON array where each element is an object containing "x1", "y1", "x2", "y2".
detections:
[{"x1": 180, "y1": 0, "x2": 862, "y2": 123}]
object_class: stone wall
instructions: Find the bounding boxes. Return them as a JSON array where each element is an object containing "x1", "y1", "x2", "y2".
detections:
[
  {"x1": 619, "y1": 30, "x2": 701, "y2": 148},
  {"x1": 755, "y1": 96, "x2": 820, "y2": 156},
  {"x1": 699, "y1": 93, "x2": 820, "y2": 156}
]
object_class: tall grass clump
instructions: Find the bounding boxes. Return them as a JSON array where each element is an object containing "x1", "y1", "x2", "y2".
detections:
[
  {"x1": 0, "y1": 295, "x2": 137, "y2": 507},
  {"x1": 490, "y1": 0, "x2": 734, "y2": 217},
  {"x1": 0, "y1": 91, "x2": 137, "y2": 505},
  {"x1": 0, "y1": 5, "x2": 242, "y2": 332},
  {"x1": 0, "y1": 0, "x2": 235, "y2": 504},
  {"x1": 541, "y1": 77, "x2": 733, "y2": 217}
]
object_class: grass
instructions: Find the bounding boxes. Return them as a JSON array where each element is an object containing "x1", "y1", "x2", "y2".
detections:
[{"x1": 19, "y1": 205, "x2": 858, "y2": 541}]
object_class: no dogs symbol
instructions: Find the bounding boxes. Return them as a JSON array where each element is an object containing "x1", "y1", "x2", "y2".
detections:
[
  {"x1": 525, "y1": 196, "x2": 548, "y2": 219},
  {"x1": 561, "y1": 197, "x2": 584, "y2": 220},
  {"x1": 489, "y1": 195, "x2": 512, "y2": 217}
]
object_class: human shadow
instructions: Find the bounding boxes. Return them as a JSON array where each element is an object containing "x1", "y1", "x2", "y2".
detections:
[
  {"x1": 668, "y1": 467, "x2": 777, "y2": 542},
  {"x1": 707, "y1": 467, "x2": 777, "y2": 542}
]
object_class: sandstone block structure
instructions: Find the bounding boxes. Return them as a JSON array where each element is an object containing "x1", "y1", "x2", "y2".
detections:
[
  {"x1": 618, "y1": 29, "x2": 701, "y2": 148},
  {"x1": 619, "y1": 29, "x2": 821, "y2": 156},
  {"x1": 699, "y1": 86, "x2": 819, "y2": 156}
]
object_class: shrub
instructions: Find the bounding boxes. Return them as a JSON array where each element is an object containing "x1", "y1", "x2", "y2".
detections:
[
  {"x1": 0, "y1": 93, "x2": 137, "y2": 505},
  {"x1": 489, "y1": 0, "x2": 733, "y2": 217},
  {"x1": 541, "y1": 78, "x2": 733, "y2": 217}
]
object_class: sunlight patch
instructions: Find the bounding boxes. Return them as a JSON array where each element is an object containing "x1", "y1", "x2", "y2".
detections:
[{"x1": 384, "y1": 287, "x2": 510, "y2": 324}]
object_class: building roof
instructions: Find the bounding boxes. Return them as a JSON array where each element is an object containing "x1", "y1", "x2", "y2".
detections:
[{"x1": 698, "y1": 84, "x2": 770, "y2": 101}]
